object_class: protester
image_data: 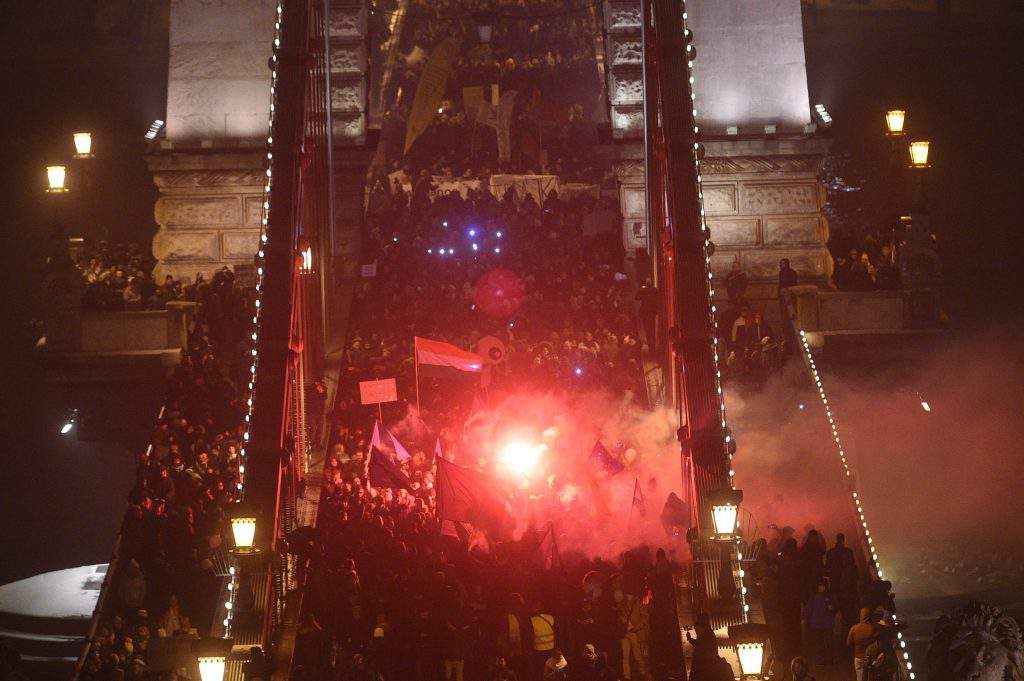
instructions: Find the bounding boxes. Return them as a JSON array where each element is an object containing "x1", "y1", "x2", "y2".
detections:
[{"x1": 79, "y1": 269, "x2": 253, "y2": 681}]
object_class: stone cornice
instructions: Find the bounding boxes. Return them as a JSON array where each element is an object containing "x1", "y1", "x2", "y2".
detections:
[{"x1": 700, "y1": 155, "x2": 823, "y2": 174}]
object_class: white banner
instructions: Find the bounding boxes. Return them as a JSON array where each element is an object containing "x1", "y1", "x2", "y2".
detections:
[{"x1": 360, "y1": 378, "x2": 398, "y2": 405}]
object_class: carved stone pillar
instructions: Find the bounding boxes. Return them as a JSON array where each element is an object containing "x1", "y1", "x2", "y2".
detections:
[
  {"x1": 146, "y1": 151, "x2": 266, "y2": 281},
  {"x1": 701, "y1": 138, "x2": 833, "y2": 314}
]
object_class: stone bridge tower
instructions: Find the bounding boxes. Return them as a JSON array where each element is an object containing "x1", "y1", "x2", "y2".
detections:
[
  {"x1": 605, "y1": 0, "x2": 831, "y2": 315},
  {"x1": 147, "y1": 0, "x2": 369, "y2": 283}
]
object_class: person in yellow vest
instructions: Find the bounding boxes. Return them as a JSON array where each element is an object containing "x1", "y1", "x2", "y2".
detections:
[
  {"x1": 615, "y1": 588, "x2": 649, "y2": 681},
  {"x1": 497, "y1": 593, "x2": 531, "y2": 681},
  {"x1": 531, "y1": 606, "x2": 556, "y2": 681}
]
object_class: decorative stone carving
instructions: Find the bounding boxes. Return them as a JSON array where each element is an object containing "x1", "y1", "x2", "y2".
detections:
[
  {"x1": 928, "y1": 601, "x2": 1023, "y2": 681},
  {"x1": 706, "y1": 218, "x2": 759, "y2": 247},
  {"x1": 245, "y1": 196, "x2": 266, "y2": 226},
  {"x1": 763, "y1": 216, "x2": 819, "y2": 245},
  {"x1": 740, "y1": 183, "x2": 817, "y2": 214},
  {"x1": 331, "y1": 79, "x2": 365, "y2": 112},
  {"x1": 621, "y1": 185, "x2": 647, "y2": 218},
  {"x1": 605, "y1": 2, "x2": 642, "y2": 31},
  {"x1": 611, "y1": 107, "x2": 644, "y2": 138},
  {"x1": 330, "y1": 44, "x2": 365, "y2": 74},
  {"x1": 328, "y1": 5, "x2": 365, "y2": 40},
  {"x1": 610, "y1": 39, "x2": 643, "y2": 67},
  {"x1": 701, "y1": 155, "x2": 821, "y2": 175},
  {"x1": 153, "y1": 169, "x2": 266, "y2": 189},
  {"x1": 156, "y1": 197, "x2": 242, "y2": 227},
  {"x1": 332, "y1": 114, "x2": 366, "y2": 143},
  {"x1": 610, "y1": 71, "x2": 644, "y2": 105},
  {"x1": 221, "y1": 230, "x2": 261, "y2": 260},
  {"x1": 153, "y1": 230, "x2": 220, "y2": 262},
  {"x1": 702, "y1": 184, "x2": 737, "y2": 215},
  {"x1": 612, "y1": 159, "x2": 644, "y2": 181}
]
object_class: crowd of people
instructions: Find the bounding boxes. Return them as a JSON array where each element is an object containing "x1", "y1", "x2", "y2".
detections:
[
  {"x1": 328, "y1": 183, "x2": 643, "y2": 468},
  {"x1": 293, "y1": 90, "x2": 899, "y2": 681},
  {"x1": 78, "y1": 268, "x2": 254, "y2": 681},
  {"x1": 827, "y1": 229, "x2": 900, "y2": 292},
  {"x1": 72, "y1": 241, "x2": 216, "y2": 311},
  {"x1": 742, "y1": 527, "x2": 905, "y2": 680},
  {"x1": 375, "y1": 0, "x2": 604, "y2": 183}
]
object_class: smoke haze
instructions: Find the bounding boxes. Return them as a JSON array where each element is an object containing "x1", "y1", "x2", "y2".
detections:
[{"x1": 442, "y1": 325, "x2": 1023, "y2": 597}]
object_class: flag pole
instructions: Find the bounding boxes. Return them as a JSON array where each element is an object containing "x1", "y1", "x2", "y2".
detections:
[{"x1": 414, "y1": 341, "x2": 422, "y2": 414}]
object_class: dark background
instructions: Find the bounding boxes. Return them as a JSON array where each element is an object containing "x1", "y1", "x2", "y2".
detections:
[{"x1": 0, "y1": 0, "x2": 1021, "y2": 585}]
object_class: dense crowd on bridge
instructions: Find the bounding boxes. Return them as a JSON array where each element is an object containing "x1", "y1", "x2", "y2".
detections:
[
  {"x1": 827, "y1": 228, "x2": 901, "y2": 292},
  {"x1": 376, "y1": 0, "x2": 603, "y2": 182},
  {"x1": 78, "y1": 268, "x2": 253, "y2": 681},
  {"x1": 295, "y1": 137, "x2": 901, "y2": 681},
  {"x1": 72, "y1": 241, "x2": 227, "y2": 312}
]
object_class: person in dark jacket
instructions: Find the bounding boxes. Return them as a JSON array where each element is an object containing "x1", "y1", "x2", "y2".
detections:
[{"x1": 804, "y1": 580, "x2": 836, "y2": 664}]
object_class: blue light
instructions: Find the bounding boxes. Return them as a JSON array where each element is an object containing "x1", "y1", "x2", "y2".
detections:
[
  {"x1": 468, "y1": 228, "x2": 477, "y2": 237},
  {"x1": 496, "y1": 231, "x2": 503, "y2": 238},
  {"x1": 471, "y1": 243, "x2": 479, "y2": 251}
]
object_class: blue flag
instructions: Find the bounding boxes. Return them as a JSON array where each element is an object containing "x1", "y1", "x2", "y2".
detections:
[{"x1": 589, "y1": 440, "x2": 624, "y2": 474}]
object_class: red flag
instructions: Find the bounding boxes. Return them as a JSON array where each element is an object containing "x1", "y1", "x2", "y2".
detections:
[
  {"x1": 415, "y1": 337, "x2": 484, "y2": 372},
  {"x1": 435, "y1": 457, "x2": 513, "y2": 543}
]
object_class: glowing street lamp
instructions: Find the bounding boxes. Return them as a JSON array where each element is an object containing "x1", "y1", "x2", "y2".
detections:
[
  {"x1": 729, "y1": 623, "x2": 770, "y2": 679},
  {"x1": 473, "y1": 10, "x2": 496, "y2": 44},
  {"x1": 708, "y1": 488, "x2": 743, "y2": 540},
  {"x1": 73, "y1": 132, "x2": 94, "y2": 158},
  {"x1": 230, "y1": 517, "x2": 257, "y2": 553},
  {"x1": 46, "y1": 165, "x2": 68, "y2": 193},
  {"x1": 194, "y1": 638, "x2": 233, "y2": 681},
  {"x1": 908, "y1": 140, "x2": 931, "y2": 168},
  {"x1": 885, "y1": 110, "x2": 906, "y2": 136},
  {"x1": 197, "y1": 656, "x2": 226, "y2": 681}
]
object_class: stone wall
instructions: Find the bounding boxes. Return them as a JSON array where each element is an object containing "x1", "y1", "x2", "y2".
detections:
[
  {"x1": 614, "y1": 138, "x2": 831, "y2": 319},
  {"x1": 167, "y1": 0, "x2": 276, "y2": 143},
  {"x1": 147, "y1": 151, "x2": 265, "y2": 281},
  {"x1": 604, "y1": 0, "x2": 813, "y2": 140}
]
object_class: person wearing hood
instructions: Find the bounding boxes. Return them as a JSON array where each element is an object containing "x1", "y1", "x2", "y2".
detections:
[
  {"x1": 543, "y1": 648, "x2": 569, "y2": 681},
  {"x1": 847, "y1": 607, "x2": 882, "y2": 681},
  {"x1": 572, "y1": 644, "x2": 615, "y2": 681},
  {"x1": 790, "y1": 656, "x2": 817, "y2": 681}
]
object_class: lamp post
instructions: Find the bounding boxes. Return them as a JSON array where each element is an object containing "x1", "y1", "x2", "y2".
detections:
[
  {"x1": 908, "y1": 140, "x2": 931, "y2": 169},
  {"x1": 729, "y1": 623, "x2": 770, "y2": 679},
  {"x1": 193, "y1": 637, "x2": 233, "y2": 681},
  {"x1": 473, "y1": 10, "x2": 496, "y2": 44},
  {"x1": 197, "y1": 656, "x2": 226, "y2": 681},
  {"x1": 885, "y1": 110, "x2": 906, "y2": 137},
  {"x1": 46, "y1": 165, "x2": 69, "y2": 193},
  {"x1": 230, "y1": 516, "x2": 258, "y2": 554},
  {"x1": 72, "y1": 132, "x2": 94, "y2": 159},
  {"x1": 708, "y1": 488, "x2": 743, "y2": 540}
]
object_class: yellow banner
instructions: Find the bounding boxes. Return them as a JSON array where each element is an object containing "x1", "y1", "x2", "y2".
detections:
[
  {"x1": 462, "y1": 86, "x2": 485, "y2": 118},
  {"x1": 404, "y1": 38, "x2": 461, "y2": 155}
]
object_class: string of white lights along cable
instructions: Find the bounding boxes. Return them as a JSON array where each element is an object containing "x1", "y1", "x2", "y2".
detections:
[
  {"x1": 796, "y1": 330, "x2": 915, "y2": 679},
  {"x1": 681, "y1": 9, "x2": 750, "y2": 623},
  {"x1": 223, "y1": 0, "x2": 284, "y2": 640}
]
